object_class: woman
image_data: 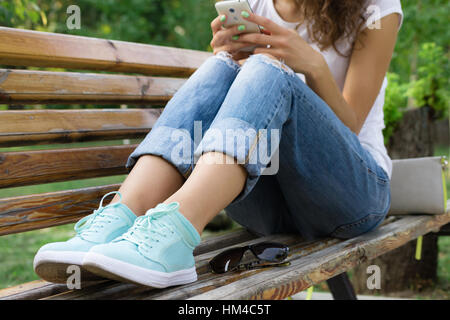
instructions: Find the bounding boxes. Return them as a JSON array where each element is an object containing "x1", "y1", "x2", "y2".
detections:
[{"x1": 34, "y1": 0, "x2": 403, "y2": 288}]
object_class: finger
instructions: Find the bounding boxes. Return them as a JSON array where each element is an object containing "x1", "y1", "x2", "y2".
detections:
[
  {"x1": 216, "y1": 41, "x2": 258, "y2": 55},
  {"x1": 261, "y1": 28, "x2": 272, "y2": 36},
  {"x1": 253, "y1": 47, "x2": 285, "y2": 58},
  {"x1": 212, "y1": 24, "x2": 247, "y2": 48},
  {"x1": 211, "y1": 24, "x2": 241, "y2": 49},
  {"x1": 221, "y1": 23, "x2": 249, "y2": 39},
  {"x1": 241, "y1": 11, "x2": 286, "y2": 35},
  {"x1": 230, "y1": 41, "x2": 259, "y2": 53},
  {"x1": 252, "y1": 47, "x2": 273, "y2": 56},
  {"x1": 211, "y1": 15, "x2": 226, "y2": 35},
  {"x1": 235, "y1": 32, "x2": 280, "y2": 47}
]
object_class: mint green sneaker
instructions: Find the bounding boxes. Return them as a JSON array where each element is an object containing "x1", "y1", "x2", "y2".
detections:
[
  {"x1": 82, "y1": 202, "x2": 201, "y2": 288},
  {"x1": 33, "y1": 191, "x2": 136, "y2": 283}
]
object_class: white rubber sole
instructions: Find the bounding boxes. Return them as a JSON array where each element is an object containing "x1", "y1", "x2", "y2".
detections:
[
  {"x1": 33, "y1": 250, "x2": 102, "y2": 283},
  {"x1": 82, "y1": 252, "x2": 198, "y2": 288}
]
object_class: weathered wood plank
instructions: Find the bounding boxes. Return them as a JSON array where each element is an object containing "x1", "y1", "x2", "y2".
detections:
[
  {"x1": 1, "y1": 208, "x2": 447, "y2": 300},
  {"x1": 0, "y1": 229, "x2": 257, "y2": 300},
  {"x1": 193, "y1": 229, "x2": 259, "y2": 256},
  {"x1": 190, "y1": 210, "x2": 450, "y2": 300},
  {"x1": 0, "y1": 145, "x2": 135, "y2": 188},
  {"x1": 0, "y1": 27, "x2": 211, "y2": 77},
  {"x1": 43, "y1": 234, "x2": 310, "y2": 300},
  {"x1": 0, "y1": 184, "x2": 120, "y2": 236},
  {"x1": 142, "y1": 237, "x2": 339, "y2": 301},
  {"x1": 0, "y1": 109, "x2": 161, "y2": 147},
  {"x1": 0, "y1": 69, "x2": 185, "y2": 105},
  {"x1": 0, "y1": 281, "x2": 69, "y2": 300},
  {"x1": 43, "y1": 220, "x2": 400, "y2": 300}
]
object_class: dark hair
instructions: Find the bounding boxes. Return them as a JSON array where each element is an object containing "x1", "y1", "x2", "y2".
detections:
[{"x1": 293, "y1": 0, "x2": 367, "y2": 55}]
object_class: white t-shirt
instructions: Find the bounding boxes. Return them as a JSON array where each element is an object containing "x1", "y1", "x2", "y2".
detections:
[{"x1": 247, "y1": 0, "x2": 404, "y2": 179}]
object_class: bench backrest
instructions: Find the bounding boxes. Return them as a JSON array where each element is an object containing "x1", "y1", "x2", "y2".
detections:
[{"x1": 0, "y1": 27, "x2": 212, "y2": 236}]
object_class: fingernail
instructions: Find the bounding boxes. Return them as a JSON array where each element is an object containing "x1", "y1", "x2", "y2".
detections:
[
  {"x1": 232, "y1": 35, "x2": 239, "y2": 40},
  {"x1": 241, "y1": 10, "x2": 250, "y2": 18},
  {"x1": 220, "y1": 15, "x2": 226, "y2": 22},
  {"x1": 238, "y1": 24, "x2": 246, "y2": 31}
]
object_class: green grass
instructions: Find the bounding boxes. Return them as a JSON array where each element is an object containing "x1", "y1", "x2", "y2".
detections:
[
  {"x1": 435, "y1": 237, "x2": 450, "y2": 298},
  {"x1": 0, "y1": 223, "x2": 75, "y2": 288},
  {"x1": 1, "y1": 175, "x2": 127, "y2": 198},
  {"x1": 0, "y1": 144, "x2": 449, "y2": 295},
  {"x1": 0, "y1": 139, "x2": 142, "y2": 153}
]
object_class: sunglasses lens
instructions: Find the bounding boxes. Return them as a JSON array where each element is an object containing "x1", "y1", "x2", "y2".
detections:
[
  {"x1": 252, "y1": 242, "x2": 289, "y2": 262},
  {"x1": 209, "y1": 247, "x2": 245, "y2": 274}
]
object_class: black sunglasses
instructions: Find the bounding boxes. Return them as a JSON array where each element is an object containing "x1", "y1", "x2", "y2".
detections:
[{"x1": 209, "y1": 241, "x2": 290, "y2": 274}]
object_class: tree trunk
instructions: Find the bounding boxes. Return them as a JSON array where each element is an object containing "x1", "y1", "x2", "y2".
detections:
[
  {"x1": 351, "y1": 106, "x2": 438, "y2": 295},
  {"x1": 432, "y1": 117, "x2": 449, "y2": 147}
]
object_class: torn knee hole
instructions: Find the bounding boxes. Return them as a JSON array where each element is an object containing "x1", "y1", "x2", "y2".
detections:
[
  {"x1": 254, "y1": 53, "x2": 295, "y2": 75},
  {"x1": 214, "y1": 51, "x2": 241, "y2": 70}
]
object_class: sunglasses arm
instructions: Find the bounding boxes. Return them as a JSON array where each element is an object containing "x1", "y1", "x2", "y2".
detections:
[{"x1": 234, "y1": 260, "x2": 291, "y2": 272}]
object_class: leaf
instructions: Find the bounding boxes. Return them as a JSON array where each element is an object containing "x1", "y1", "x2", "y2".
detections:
[{"x1": 40, "y1": 10, "x2": 47, "y2": 26}]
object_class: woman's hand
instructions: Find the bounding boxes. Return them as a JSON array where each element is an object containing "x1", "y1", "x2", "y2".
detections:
[
  {"x1": 210, "y1": 14, "x2": 265, "y2": 62},
  {"x1": 234, "y1": 11, "x2": 326, "y2": 76}
]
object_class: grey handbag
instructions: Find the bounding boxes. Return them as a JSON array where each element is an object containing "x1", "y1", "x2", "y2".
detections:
[{"x1": 388, "y1": 156, "x2": 448, "y2": 215}]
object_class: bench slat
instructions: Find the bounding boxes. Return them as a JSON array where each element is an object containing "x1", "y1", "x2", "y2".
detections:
[
  {"x1": 138, "y1": 237, "x2": 339, "y2": 301},
  {"x1": 0, "y1": 27, "x2": 211, "y2": 76},
  {"x1": 0, "y1": 145, "x2": 135, "y2": 188},
  {"x1": 0, "y1": 184, "x2": 120, "y2": 236},
  {"x1": 42, "y1": 234, "x2": 308, "y2": 300},
  {"x1": 190, "y1": 211, "x2": 450, "y2": 300},
  {"x1": 0, "y1": 281, "x2": 68, "y2": 300},
  {"x1": 0, "y1": 109, "x2": 161, "y2": 147},
  {"x1": 0, "y1": 69, "x2": 185, "y2": 105}
]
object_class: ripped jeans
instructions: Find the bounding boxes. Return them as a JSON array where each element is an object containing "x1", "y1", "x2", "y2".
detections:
[{"x1": 126, "y1": 52, "x2": 391, "y2": 240}]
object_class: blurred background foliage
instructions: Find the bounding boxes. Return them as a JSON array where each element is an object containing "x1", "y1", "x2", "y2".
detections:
[
  {"x1": 0, "y1": 0, "x2": 448, "y2": 139},
  {"x1": 0, "y1": 0, "x2": 217, "y2": 50}
]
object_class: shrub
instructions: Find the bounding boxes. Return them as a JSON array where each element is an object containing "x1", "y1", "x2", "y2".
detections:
[
  {"x1": 383, "y1": 73, "x2": 408, "y2": 144},
  {"x1": 407, "y1": 42, "x2": 449, "y2": 119}
]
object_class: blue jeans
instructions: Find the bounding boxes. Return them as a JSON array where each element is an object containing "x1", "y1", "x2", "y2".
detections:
[{"x1": 126, "y1": 52, "x2": 391, "y2": 240}]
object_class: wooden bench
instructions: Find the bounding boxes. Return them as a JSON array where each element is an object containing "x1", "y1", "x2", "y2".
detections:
[{"x1": 0, "y1": 26, "x2": 449, "y2": 300}]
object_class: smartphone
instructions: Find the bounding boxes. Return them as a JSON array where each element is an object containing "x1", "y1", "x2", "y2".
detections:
[{"x1": 215, "y1": 0, "x2": 262, "y2": 52}]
